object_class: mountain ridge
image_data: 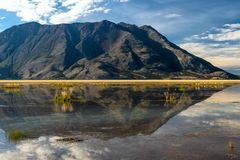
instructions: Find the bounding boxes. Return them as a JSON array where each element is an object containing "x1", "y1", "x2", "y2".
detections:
[{"x1": 0, "y1": 20, "x2": 238, "y2": 79}]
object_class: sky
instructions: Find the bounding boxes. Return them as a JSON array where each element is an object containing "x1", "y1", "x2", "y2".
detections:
[{"x1": 0, "y1": 0, "x2": 240, "y2": 74}]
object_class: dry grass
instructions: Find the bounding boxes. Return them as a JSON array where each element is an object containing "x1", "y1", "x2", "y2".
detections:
[{"x1": 0, "y1": 80, "x2": 239, "y2": 85}]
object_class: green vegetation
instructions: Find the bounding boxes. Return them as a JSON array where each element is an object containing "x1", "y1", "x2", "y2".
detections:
[
  {"x1": 54, "y1": 89, "x2": 72, "y2": 104},
  {"x1": 7, "y1": 129, "x2": 28, "y2": 142},
  {"x1": 179, "y1": 85, "x2": 186, "y2": 92},
  {"x1": 54, "y1": 87, "x2": 87, "y2": 104},
  {"x1": 164, "y1": 92, "x2": 177, "y2": 105},
  {"x1": 53, "y1": 87, "x2": 87, "y2": 112},
  {"x1": 53, "y1": 88, "x2": 73, "y2": 112}
]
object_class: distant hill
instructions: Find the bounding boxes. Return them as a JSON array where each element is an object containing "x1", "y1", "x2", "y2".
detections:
[{"x1": 0, "y1": 20, "x2": 238, "y2": 79}]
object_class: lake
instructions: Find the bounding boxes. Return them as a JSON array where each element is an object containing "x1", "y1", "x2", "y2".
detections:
[{"x1": 0, "y1": 83, "x2": 239, "y2": 160}]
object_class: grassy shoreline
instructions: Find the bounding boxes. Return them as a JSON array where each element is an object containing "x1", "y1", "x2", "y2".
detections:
[{"x1": 0, "y1": 80, "x2": 239, "y2": 84}]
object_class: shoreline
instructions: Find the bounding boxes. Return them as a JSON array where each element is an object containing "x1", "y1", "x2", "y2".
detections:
[{"x1": 0, "y1": 80, "x2": 239, "y2": 84}]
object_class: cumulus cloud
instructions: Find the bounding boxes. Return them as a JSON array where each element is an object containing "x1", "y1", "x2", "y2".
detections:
[
  {"x1": 180, "y1": 22, "x2": 240, "y2": 73},
  {"x1": 0, "y1": 136, "x2": 95, "y2": 160},
  {"x1": 0, "y1": 0, "x2": 57, "y2": 23},
  {"x1": 186, "y1": 23, "x2": 240, "y2": 41},
  {"x1": 0, "y1": 0, "x2": 129, "y2": 24},
  {"x1": 206, "y1": 30, "x2": 240, "y2": 41}
]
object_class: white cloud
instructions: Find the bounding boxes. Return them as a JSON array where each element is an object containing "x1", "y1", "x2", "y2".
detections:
[
  {"x1": 180, "y1": 22, "x2": 240, "y2": 72},
  {"x1": 224, "y1": 23, "x2": 240, "y2": 28},
  {"x1": 207, "y1": 30, "x2": 240, "y2": 41},
  {"x1": 49, "y1": 0, "x2": 106, "y2": 24},
  {"x1": 180, "y1": 42, "x2": 240, "y2": 68},
  {"x1": 164, "y1": 13, "x2": 182, "y2": 19},
  {"x1": 0, "y1": 135, "x2": 95, "y2": 160},
  {"x1": 103, "y1": 8, "x2": 112, "y2": 13},
  {"x1": 186, "y1": 23, "x2": 240, "y2": 41},
  {"x1": 0, "y1": 0, "x2": 128, "y2": 24},
  {"x1": 0, "y1": 16, "x2": 6, "y2": 20},
  {"x1": 0, "y1": 0, "x2": 57, "y2": 23},
  {"x1": 119, "y1": 0, "x2": 129, "y2": 2}
]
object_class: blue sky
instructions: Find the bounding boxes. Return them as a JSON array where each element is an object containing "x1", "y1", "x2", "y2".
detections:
[{"x1": 0, "y1": 0, "x2": 240, "y2": 74}]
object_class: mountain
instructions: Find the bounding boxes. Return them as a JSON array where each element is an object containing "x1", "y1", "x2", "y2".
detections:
[{"x1": 0, "y1": 20, "x2": 238, "y2": 79}]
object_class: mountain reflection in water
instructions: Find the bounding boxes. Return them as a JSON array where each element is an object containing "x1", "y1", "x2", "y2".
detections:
[{"x1": 0, "y1": 84, "x2": 225, "y2": 141}]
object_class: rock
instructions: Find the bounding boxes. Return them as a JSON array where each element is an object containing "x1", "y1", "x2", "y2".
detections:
[{"x1": 0, "y1": 20, "x2": 238, "y2": 79}]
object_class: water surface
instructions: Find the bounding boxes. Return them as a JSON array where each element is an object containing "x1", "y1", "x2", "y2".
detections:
[{"x1": 0, "y1": 83, "x2": 239, "y2": 160}]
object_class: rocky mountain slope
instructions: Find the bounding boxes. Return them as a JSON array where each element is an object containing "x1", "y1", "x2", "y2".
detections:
[{"x1": 0, "y1": 20, "x2": 238, "y2": 79}]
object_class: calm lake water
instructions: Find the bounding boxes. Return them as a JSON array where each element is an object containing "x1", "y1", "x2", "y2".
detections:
[{"x1": 0, "y1": 83, "x2": 239, "y2": 160}]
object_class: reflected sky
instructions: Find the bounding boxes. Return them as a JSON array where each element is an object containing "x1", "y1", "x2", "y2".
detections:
[{"x1": 167, "y1": 85, "x2": 240, "y2": 132}]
